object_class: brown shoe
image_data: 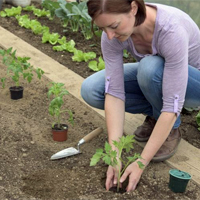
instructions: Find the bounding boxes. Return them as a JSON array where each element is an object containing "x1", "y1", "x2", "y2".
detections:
[
  {"x1": 152, "y1": 128, "x2": 181, "y2": 162},
  {"x1": 134, "y1": 116, "x2": 156, "y2": 142}
]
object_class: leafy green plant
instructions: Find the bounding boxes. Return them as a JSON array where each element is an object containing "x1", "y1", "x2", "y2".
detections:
[
  {"x1": 0, "y1": 47, "x2": 44, "y2": 88},
  {"x1": 33, "y1": 8, "x2": 51, "y2": 18},
  {"x1": 16, "y1": 15, "x2": 49, "y2": 35},
  {"x1": 23, "y1": 5, "x2": 36, "y2": 12},
  {"x1": 29, "y1": 19, "x2": 48, "y2": 35},
  {"x1": 123, "y1": 49, "x2": 130, "y2": 59},
  {"x1": 16, "y1": 14, "x2": 31, "y2": 29},
  {"x1": 0, "y1": 6, "x2": 22, "y2": 17},
  {"x1": 196, "y1": 111, "x2": 200, "y2": 131},
  {"x1": 72, "y1": 49, "x2": 96, "y2": 62},
  {"x1": 48, "y1": 82, "x2": 74, "y2": 129},
  {"x1": 42, "y1": 31, "x2": 61, "y2": 45},
  {"x1": 0, "y1": 4, "x2": 99, "y2": 69},
  {"x1": 88, "y1": 56, "x2": 105, "y2": 72},
  {"x1": 90, "y1": 135, "x2": 144, "y2": 192},
  {"x1": 53, "y1": 39, "x2": 76, "y2": 52},
  {"x1": 42, "y1": 0, "x2": 60, "y2": 19},
  {"x1": 48, "y1": 0, "x2": 101, "y2": 39},
  {"x1": 23, "y1": 4, "x2": 52, "y2": 19}
]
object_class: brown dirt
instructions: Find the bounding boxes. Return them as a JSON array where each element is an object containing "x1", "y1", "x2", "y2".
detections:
[{"x1": 0, "y1": 2, "x2": 200, "y2": 200}]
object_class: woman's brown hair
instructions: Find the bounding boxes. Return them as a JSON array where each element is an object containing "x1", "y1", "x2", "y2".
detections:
[{"x1": 87, "y1": 0, "x2": 146, "y2": 27}]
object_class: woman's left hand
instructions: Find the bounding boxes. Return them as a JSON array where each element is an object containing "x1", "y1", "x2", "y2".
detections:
[{"x1": 120, "y1": 160, "x2": 146, "y2": 192}]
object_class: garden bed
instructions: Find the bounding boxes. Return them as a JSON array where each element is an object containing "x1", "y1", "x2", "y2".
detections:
[
  {"x1": 0, "y1": 2, "x2": 199, "y2": 149},
  {"x1": 0, "y1": 1, "x2": 200, "y2": 200}
]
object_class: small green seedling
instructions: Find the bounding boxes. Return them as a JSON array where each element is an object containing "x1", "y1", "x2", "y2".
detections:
[
  {"x1": 48, "y1": 82, "x2": 74, "y2": 129},
  {"x1": 0, "y1": 47, "x2": 44, "y2": 88},
  {"x1": 90, "y1": 135, "x2": 144, "y2": 192}
]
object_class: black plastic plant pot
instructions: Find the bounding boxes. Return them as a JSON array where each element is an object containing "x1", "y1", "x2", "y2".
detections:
[
  {"x1": 169, "y1": 169, "x2": 191, "y2": 193},
  {"x1": 9, "y1": 86, "x2": 24, "y2": 100}
]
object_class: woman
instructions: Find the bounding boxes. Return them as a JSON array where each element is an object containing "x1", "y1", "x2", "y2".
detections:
[{"x1": 81, "y1": 0, "x2": 200, "y2": 192}]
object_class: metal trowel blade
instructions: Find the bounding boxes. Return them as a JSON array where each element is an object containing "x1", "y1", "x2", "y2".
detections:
[{"x1": 50, "y1": 147, "x2": 80, "y2": 160}]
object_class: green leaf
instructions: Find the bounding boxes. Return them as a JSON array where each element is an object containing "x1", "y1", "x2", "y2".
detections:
[
  {"x1": 110, "y1": 150, "x2": 117, "y2": 160},
  {"x1": 42, "y1": 0, "x2": 60, "y2": 18},
  {"x1": 72, "y1": 50, "x2": 84, "y2": 62},
  {"x1": 90, "y1": 157, "x2": 100, "y2": 166},
  {"x1": 137, "y1": 161, "x2": 145, "y2": 169},
  {"x1": 120, "y1": 135, "x2": 135, "y2": 153},
  {"x1": 57, "y1": 36, "x2": 67, "y2": 45},
  {"x1": 36, "y1": 68, "x2": 45, "y2": 79},
  {"x1": 30, "y1": 20, "x2": 43, "y2": 35},
  {"x1": 90, "y1": 135, "x2": 142, "y2": 188},
  {"x1": 90, "y1": 150, "x2": 103, "y2": 166},
  {"x1": 1, "y1": 78, "x2": 6, "y2": 88},
  {"x1": 196, "y1": 111, "x2": 200, "y2": 125},
  {"x1": 3, "y1": 6, "x2": 22, "y2": 17},
  {"x1": 88, "y1": 60, "x2": 98, "y2": 71},
  {"x1": 96, "y1": 148, "x2": 104, "y2": 154},
  {"x1": 98, "y1": 56, "x2": 105, "y2": 70},
  {"x1": 103, "y1": 155, "x2": 111, "y2": 165},
  {"x1": 88, "y1": 56, "x2": 105, "y2": 72},
  {"x1": 123, "y1": 49, "x2": 129, "y2": 58},
  {"x1": 0, "y1": 11, "x2": 7, "y2": 17},
  {"x1": 105, "y1": 142, "x2": 111, "y2": 154},
  {"x1": 23, "y1": 5, "x2": 36, "y2": 11},
  {"x1": 196, "y1": 111, "x2": 200, "y2": 131},
  {"x1": 127, "y1": 156, "x2": 136, "y2": 163},
  {"x1": 83, "y1": 52, "x2": 96, "y2": 62},
  {"x1": 67, "y1": 110, "x2": 74, "y2": 126}
]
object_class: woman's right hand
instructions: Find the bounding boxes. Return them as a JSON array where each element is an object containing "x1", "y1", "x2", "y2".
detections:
[
  {"x1": 105, "y1": 162, "x2": 122, "y2": 191},
  {"x1": 105, "y1": 165, "x2": 118, "y2": 190}
]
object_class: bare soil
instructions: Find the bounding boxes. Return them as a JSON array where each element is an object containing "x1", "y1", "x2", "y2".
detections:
[{"x1": 0, "y1": 2, "x2": 200, "y2": 200}]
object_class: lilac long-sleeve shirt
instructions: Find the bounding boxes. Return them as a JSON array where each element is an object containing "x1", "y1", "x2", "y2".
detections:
[{"x1": 102, "y1": 3, "x2": 200, "y2": 116}]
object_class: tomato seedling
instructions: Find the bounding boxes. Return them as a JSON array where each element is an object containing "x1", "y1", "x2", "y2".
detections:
[
  {"x1": 90, "y1": 135, "x2": 144, "y2": 192},
  {"x1": 48, "y1": 82, "x2": 74, "y2": 129}
]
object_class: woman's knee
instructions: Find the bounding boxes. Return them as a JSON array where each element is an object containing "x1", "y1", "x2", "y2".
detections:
[
  {"x1": 81, "y1": 78, "x2": 92, "y2": 102},
  {"x1": 137, "y1": 56, "x2": 164, "y2": 89},
  {"x1": 81, "y1": 71, "x2": 105, "y2": 109}
]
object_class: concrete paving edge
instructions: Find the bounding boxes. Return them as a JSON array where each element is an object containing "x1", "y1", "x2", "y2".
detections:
[{"x1": 0, "y1": 26, "x2": 200, "y2": 186}]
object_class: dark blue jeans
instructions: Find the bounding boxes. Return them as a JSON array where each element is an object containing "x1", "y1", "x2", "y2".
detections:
[{"x1": 81, "y1": 56, "x2": 200, "y2": 128}]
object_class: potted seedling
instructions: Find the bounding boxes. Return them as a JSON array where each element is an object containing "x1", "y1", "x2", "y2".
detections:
[
  {"x1": 0, "y1": 47, "x2": 44, "y2": 100},
  {"x1": 90, "y1": 135, "x2": 144, "y2": 193},
  {"x1": 48, "y1": 82, "x2": 74, "y2": 142}
]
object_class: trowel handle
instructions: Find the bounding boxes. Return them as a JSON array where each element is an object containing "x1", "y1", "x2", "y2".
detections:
[{"x1": 78, "y1": 127, "x2": 103, "y2": 145}]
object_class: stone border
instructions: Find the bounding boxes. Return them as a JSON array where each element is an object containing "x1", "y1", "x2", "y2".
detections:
[{"x1": 0, "y1": 26, "x2": 200, "y2": 186}]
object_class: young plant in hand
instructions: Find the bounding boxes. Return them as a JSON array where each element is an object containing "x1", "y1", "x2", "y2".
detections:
[{"x1": 90, "y1": 135, "x2": 144, "y2": 192}]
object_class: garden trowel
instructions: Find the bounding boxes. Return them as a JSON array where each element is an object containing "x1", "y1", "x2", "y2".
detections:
[{"x1": 50, "y1": 127, "x2": 103, "y2": 160}]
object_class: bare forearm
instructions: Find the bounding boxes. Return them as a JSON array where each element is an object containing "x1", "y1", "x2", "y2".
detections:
[
  {"x1": 105, "y1": 94, "x2": 125, "y2": 147},
  {"x1": 141, "y1": 112, "x2": 177, "y2": 164}
]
